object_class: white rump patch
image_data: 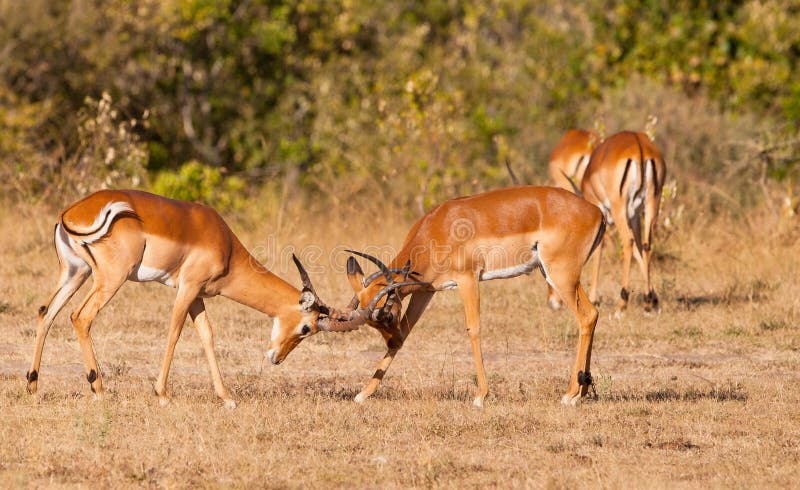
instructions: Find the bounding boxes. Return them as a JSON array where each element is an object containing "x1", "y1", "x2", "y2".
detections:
[
  {"x1": 55, "y1": 224, "x2": 88, "y2": 274},
  {"x1": 625, "y1": 160, "x2": 645, "y2": 221}
]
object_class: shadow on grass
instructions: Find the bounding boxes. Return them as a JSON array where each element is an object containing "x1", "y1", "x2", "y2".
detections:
[
  {"x1": 674, "y1": 280, "x2": 772, "y2": 311},
  {"x1": 602, "y1": 383, "x2": 748, "y2": 403}
]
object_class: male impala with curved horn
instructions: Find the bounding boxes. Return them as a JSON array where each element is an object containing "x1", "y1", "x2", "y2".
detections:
[
  {"x1": 581, "y1": 131, "x2": 667, "y2": 313},
  {"x1": 549, "y1": 129, "x2": 601, "y2": 193},
  {"x1": 269, "y1": 186, "x2": 605, "y2": 407},
  {"x1": 27, "y1": 189, "x2": 360, "y2": 407}
]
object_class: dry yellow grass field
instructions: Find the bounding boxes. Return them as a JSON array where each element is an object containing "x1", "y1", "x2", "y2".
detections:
[{"x1": 1, "y1": 195, "x2": 798, "y2": 488}]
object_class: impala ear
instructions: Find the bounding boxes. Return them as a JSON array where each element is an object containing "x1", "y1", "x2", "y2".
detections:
[
  {"x1": 299, "y1": 288, "x2": 316, "y2": 312},
  {"x1": 346, "y1": 256, "x2": 365, "y2": 293}
]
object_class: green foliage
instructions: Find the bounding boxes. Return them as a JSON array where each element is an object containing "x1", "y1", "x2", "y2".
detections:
[
  {"x1": 1, "y1": 0, "x2": 800, "y2": 206},
  {"x1": 152, "y1": 160, "x2": 245, "y2": 210}
]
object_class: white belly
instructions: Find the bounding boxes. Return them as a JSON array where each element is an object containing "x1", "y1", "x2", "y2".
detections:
[{"x1": 130, "y1": 264, "x2": 175, "y2": 287}]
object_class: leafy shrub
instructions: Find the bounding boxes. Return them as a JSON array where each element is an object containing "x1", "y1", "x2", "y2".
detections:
[
  {"x1": 151, "y1": 160, "x2": 245, "y2": 211},
  {"x1": 0, "y1": 90, "x2": 148, "y2": 204}
]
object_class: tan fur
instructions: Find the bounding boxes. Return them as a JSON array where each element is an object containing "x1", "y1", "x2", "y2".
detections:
[
  {"x1": 344, "y1": 186, "x2": 604, "y2": 406},
  {"x1": 28, "y1": 190, "x2": 319, "y2": 407},
  {"x1": 548, "y1": 129, "x2": 601, "y2": 192},
  {"x1": 581, "y1": 131, "x2": 667, "y2": 313}
]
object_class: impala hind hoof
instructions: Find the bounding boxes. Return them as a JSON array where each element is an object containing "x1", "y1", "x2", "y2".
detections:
[
  {"x1": 223, "y1": 399, "x2": 237, "y2": 410},
  {"x1": 354, "y1": 392, "x2": 368, "y2": 404},
  {"x1": 472, "y1": 397, "x2": 485, "y2": 409},
  {"x1": 561, "y1": 394, "x2": 581, "y2": 406},
  {"x1": 547, "y1": 297, "x2": 563, "y2": 311},
  {"x1": 158, "y1": 396, "x2": 170, "y2": 407}
]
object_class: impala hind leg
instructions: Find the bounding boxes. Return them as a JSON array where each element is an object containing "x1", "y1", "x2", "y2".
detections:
[
  {"x1": 615, "y1": 221, "x2": 636, "y2": 315},
  {"x1": 587, "y1": 235, "x2": 605, "y2": 306},
  {"x1": 635, "y1": 198, "x2": 661, "y2": 313},
  {"x1": 69, "y1": 274, "x2": 128, "y2": 399},
  {"x1": 555, "y1": 279, "x2": 598, "y2": 406},
  {"x1": 457, "y1": 277, "x2": 488, "y2": 408},
  {"x1": 355, "y1": 291, "x2": 433, "y2": 404},
  {"x1": 189, "y1": 298, "x2": 236, "y2": 409},
  {"x1": 153, "y1": 284, "x2": 201, "y2": 406},
  {"x1": 28, "y1": 263, "x2": 91, "y2": 395}
]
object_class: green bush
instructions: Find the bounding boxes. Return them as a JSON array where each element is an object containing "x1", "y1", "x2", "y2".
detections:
[{"x1": 151, "y1": 160, "x2": 246, "y2": 211}]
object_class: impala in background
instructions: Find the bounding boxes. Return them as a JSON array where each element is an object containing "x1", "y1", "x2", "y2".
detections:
[
  {"x1": 27, "y1": 190, "x2": 364, "y2": 407},
  {"x1": 581, "y1": 131, "x2": 667, "y2": 313},
  {"x1": 548, "y1": 129, "x2": 601, "y2": 194}
]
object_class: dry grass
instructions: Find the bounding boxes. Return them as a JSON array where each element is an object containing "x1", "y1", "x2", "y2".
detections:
[{"x1": 1, "y1": 195, "x2": 799, "y2": 489}]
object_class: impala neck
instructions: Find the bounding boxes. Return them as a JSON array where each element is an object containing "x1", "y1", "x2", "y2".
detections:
[{"x1": 222, "y1": 244, "x2": 301, "y2": 318}]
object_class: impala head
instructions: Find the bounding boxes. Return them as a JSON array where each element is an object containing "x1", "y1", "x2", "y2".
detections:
[
  {"x1": 345, "y1": 250, "x2": 430, "y2": 329},
  {"x1": 266, "y1": 255, "x2": 369, "y2": 365}
]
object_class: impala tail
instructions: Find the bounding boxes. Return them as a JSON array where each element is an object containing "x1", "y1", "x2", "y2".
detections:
[
  {"x1": 619, "y1": 134, "x2": 659, "y2": 256},
  {"x1": 587, "y1": 215, "x2": 606, "y2": 263}
]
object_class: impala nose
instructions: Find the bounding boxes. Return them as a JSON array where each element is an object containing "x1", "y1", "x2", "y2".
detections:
[{"x1": 267, "y1": 349, "x2": 281, "y2": 365}]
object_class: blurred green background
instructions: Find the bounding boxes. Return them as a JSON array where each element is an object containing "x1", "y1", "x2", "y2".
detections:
[{"x1": 1, "y1": 0, "x2": 798, "y2": 214}]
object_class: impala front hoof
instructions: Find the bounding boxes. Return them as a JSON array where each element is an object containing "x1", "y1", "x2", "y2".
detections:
[
  {"x1": 561, "y1": 394, "x2": 581, "y2": 406},
  {"x1": 472, "y1": 397, "x2": 484, "y2": 409},
  {"x1": 354, "y1": 392, "x2": 368, "y2": 404},
  {"x1": 224, "y1": 399, "x2": 237, "y2": 410},
  {"x1": 158, "y1": 396, "x2": 170, "y2": 407}
]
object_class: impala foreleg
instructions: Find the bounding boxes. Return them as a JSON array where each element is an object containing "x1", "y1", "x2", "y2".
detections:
[
  {"x1": 457, "y1": 277, "x2": 488, "y2": 408},
  {"x1": 354, "y1": 336, "x2": 401, "y2": 404},
  {"x1": 189, "y1": 298, "x2": 236, "y2": 409},
  {"x1": 154, "y1": 284, "x2": 200, "y2": 406},
  {"x1": 355, "y1": 291, "x2": 433, "y2": 404}
]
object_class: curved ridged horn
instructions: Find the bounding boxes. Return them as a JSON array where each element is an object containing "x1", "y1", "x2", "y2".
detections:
[
  {"x1": 366, "y1": 280, "x2": 433, "y2": 318},
  {"x1": 292, "y1": 253, "x2": 316, "y2": 295},
  {"x1": 317, "y1": 308, "x2": 366, "y2": 332},
  {"x1": 346, "y1": 250, "x2": 392, "y2": 282},
  {"x1": 292, "y1": 254, "x2": 331, "y2": 315},
  {"x1": 363, "y1": 267, "x2": 423, "y2": 287},
  {"x1": 400, "y1": 259, "x2": 412, "y2": 280}
]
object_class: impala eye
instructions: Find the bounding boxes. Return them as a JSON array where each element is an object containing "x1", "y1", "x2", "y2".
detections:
[{"x1": 300, "y1": 324, "x2": 311, "y2": 336}]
